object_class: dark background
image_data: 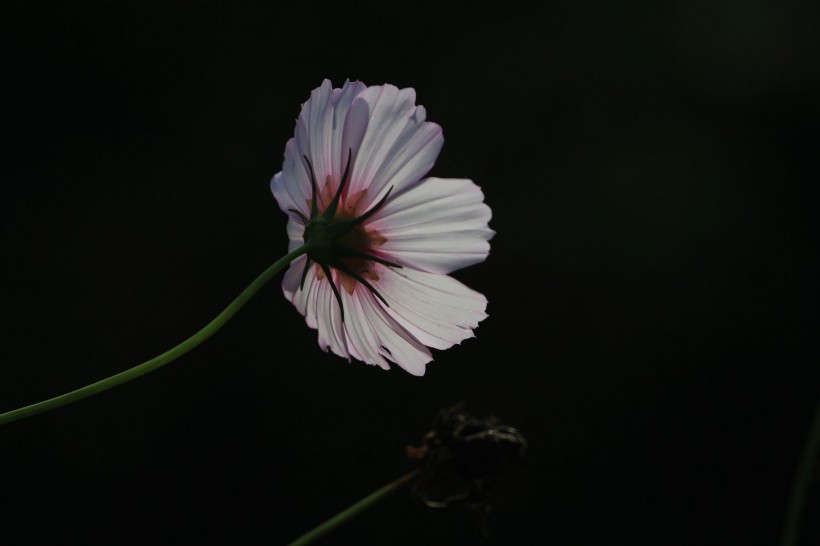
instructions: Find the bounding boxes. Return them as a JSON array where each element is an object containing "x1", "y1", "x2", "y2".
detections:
[{"x1": 2, "y1": 2, "x2": 818, "y2": 544}]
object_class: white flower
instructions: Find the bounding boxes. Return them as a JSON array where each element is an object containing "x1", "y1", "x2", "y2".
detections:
[{"x1": 270, "y1": 80, "x2": 493, "y2": 376}]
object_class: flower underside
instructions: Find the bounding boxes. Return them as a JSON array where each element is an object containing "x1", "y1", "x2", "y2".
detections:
[
  {"x1": 289, "y1": 149, "x2": 401, "y2": 321},
  {"x1": 271, "y1": 79, "x2": 492, "y2": 374}
]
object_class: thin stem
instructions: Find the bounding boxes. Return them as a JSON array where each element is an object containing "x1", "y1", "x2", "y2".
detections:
[
  {"x1": 0, "y1": 244, "x2": 311, "y2": 426},
  {"x1": 287, "y1": 469, "x2": 421, "y2": 546},
  {"x1": 781, "y1": 397, "x2": 820, "y2": 546}
]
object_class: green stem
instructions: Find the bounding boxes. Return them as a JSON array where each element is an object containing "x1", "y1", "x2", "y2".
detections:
[
  {"x1": 781, "y1": 397, "x2": 820, "y2": 546},
  {"x1": 287, "y1": 469, "x2": 421, "y2": 546},
  {"x1": 0, "y1": 244, "x2": 311, "y2": 426}
]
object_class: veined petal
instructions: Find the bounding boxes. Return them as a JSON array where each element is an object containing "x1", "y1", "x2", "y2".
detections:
[
  {"x1": 296, "y1": 80, "x2": 369, "y2": 204},
  {"x1": 375, "y1": 266, "x2": 488, "y2": 351},
  {"x1": 285, "y1": 217, "x2": 305, "y2": 252},
  {"x1": 346, "y1": 85, "x2": 443, "y2": 211},
  {"x1": 283, "y1": 259, "x2": 350, "y2": 360},
  {"x1": 282, "y1": 256, "x2": 320, "y2": 329},
  {"x1": 284, "y1": 260, "x2": 435, "y2": 374},
  {"x1": 271, "y1": 80, "x2": 367, "y2": 218},
  {"x1": 343, "y1": 288, "x2": 432, "y2": 376},
  {"x1": 270, "y1": 139, "x2": 309, "y2": 219},
  {"x1": 341, "y1": 288, "x2": 390, "y2": 369},
  {"x1": 368, "y1": 177, "x2": 494, "y2": 274},
  {"x1": 315, "y1": 278, "x2": 350, "y2": 360}
]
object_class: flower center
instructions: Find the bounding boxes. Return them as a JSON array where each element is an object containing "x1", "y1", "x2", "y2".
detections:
[
  {"x1": 306, "y1": 210, "x2": 387, "y2": 289},
  {"x1": 291, "y1": 150, "x2": 400, "y2": 321}
]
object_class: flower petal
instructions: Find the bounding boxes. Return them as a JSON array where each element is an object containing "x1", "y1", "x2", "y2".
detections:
[
  {"x1": 340, "y1": 289, "x2": 390, "y2": 369},
  {"x1": 368, "y1": 177, "x2": 494, "y2": 274},
  {"x1": 282, "y1": 255, "x2": 320, "y2": 329},
  {"x1": 270, "y1": 139, "x2": 310, "y2": 219},
  {"x1": 346, "y1": 85, "x2": 443, "y2": 211},
  {"x1": 271, "y1": 79, "x2": 367, "y2": 218},
  {"x1": 283, "y1": 258, "x2": 350, "y2": 360},
  {"x1": 285, "y1": 217, "x2": 305, "y2": 252},
  {"x1": 284, "y1": 259, "x2": 434, "y2": 374},
  {"x1": 375, "y1": 266, "x2": 488, "y2": 351},
  {"x1": 315, "y1": 277, "x2": 350, "y2": 360},
  {"x1": 342, "y1": 288, "x2": 432, "y2": 376}
]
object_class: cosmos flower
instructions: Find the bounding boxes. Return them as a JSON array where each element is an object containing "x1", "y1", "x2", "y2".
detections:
[{"x1": 270, "y1": 80, "x2": 493, "y2": 375}]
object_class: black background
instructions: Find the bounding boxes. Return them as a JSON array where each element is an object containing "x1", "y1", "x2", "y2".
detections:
[{"x1": 2, "y1": 2, "x2": 818, "y2": 544}]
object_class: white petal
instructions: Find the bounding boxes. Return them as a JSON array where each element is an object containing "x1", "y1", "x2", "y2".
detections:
[
  {"x1": 270, "y1": 139, "x2": 309, "y2": 219},
  {"x1": 282, "y1": 256, "x2": 320, "y2": 329},
  {"x1": 282, "y1": 255, "x2": 304, "y2": 301},
  {"x1": 376, "y1": 266, "x2": 488, "y2": 351},
  {"x1": 271, "y1": 80, "x2": 367, "y2": 218},
  {"x1": 346, "y1": 85, "x2": 443, "y2": 210},
  {"x1": 283, "y1": 259, "x2": 350, "y2": 360},
  {"x1": 294, "y1": 80, "x2": 333, "y2": 194},
  {"x1": 295, "y1": 80, "x2": 368, "y2": 203},
  {"x1": 315, "y1": 278, "x2": 350, "y2": 360},
  {"x1": 368, "y1": 177, "x2": 494, "y2": 274},
  {"x1": 342, "y1": 288, "x2": 432, "y2": 375},
  {"x1": 341, "y1": 289, "x2": 390, "y2": 369},
  {"x1": 283, "y1": 260, "x2": 477, "y2": 374},
  {"x1": 284, "y1": 261, "x2": 433, "y2": 373},
  {"x1": 285, "y1": 217, "x2": 305, "y2": 252}
]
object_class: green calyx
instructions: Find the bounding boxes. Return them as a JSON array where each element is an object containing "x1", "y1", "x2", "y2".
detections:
[{"x1": 289, "y1": 150, "x2": 400, "y2": 321}]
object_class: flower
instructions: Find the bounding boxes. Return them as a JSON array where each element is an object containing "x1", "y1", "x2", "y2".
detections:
[
  {"x1": 407, "y1": 403, "x2": 527, "y2": 534},
  {"x1": 270, "y1": 80, "x2": 493, "y2": 375}
]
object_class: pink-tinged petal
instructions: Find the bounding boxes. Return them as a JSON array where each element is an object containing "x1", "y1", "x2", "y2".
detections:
[
  {"x1": 281, "y1": 255, "x2": 303, "y2": 301},
  {"x1": 294, "y1": 80, "x2": 332, "y2": 191},
  {"x1": 285, "y1": 217, "x2": 305, "y2": 252},
  {"x1": 285, "y1": 262, "x2": 433, "y2": 374},
  {"x1": 315, "y1": 279, "x2": 350, "y2": 360},
  {"x1": 271, "y1": 80, "x2": 367, "y2": 218},
  {"x1": 341, "y1": 289, "x2": 390, "y2": 369},
  {"x1": 270, "y1": 139, "x2": 310, "y2": 218},
  {"x1": 368, "y1": 177, "x2": 494, "y2": 274},
  {"x1": 342, "y1": 289, "x2": 432, "y2": 375},
  {"x1": 295, "y1": 80, "x2": 368, "y2": 203},
  {"x1": 282, "y1": 255, "x2": 320, "y2": 329},
  {"x1": 346, "y1": 85, "x2": 443, "y2": 211},
  {"x1": 376, "y1": 266, "x2": 488, "y2": 351},
  {"x1": 283, "y1": 260, "x2": 350, "y2": 360}
]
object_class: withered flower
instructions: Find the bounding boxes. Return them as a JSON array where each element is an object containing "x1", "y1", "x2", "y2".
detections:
[{"x1": 407, "y1": 403, "x2": 527, "y2": 534}]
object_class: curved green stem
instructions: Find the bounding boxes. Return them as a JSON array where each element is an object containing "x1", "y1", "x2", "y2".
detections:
[
  {"x1": 287, "y1": 469, "x2": 421, "y2": 546},
  {"x1": 781, "y1": 397, "x2": 820, "y2": 546},
  {"x1": 0, "y1": 244, "x2": 311, "y2": 426}
]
